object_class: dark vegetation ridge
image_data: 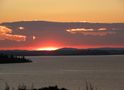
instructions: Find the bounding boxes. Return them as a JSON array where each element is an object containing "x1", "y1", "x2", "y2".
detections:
[
  {"x1": 0, "y1": 54, "x2": 32, "y2": 64},
  {"x1": 0, "y1": 48, "x2": 124, "y2": 56}
]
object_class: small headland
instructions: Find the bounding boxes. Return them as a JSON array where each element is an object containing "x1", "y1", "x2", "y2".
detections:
[{"x1": 0, "y1": 54, "x2": 32, "y2": 64}]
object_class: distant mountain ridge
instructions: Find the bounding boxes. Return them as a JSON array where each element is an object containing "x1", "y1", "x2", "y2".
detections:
[{"x1": 0, "y1": 48, "x2": 124, "y2": 56}]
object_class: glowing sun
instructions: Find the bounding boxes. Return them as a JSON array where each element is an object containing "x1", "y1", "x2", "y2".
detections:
[{"x1": 36, "y1": 47, "x2": 58, "y2": 51}]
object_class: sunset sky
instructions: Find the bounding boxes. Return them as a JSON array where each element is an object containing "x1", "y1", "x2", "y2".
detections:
[
  {"x1": 0, "y1": 0, "x2": 124, "y2": 50},
  {"x1": 0, "y1": 0, "x2": 124, "y2": 23}
]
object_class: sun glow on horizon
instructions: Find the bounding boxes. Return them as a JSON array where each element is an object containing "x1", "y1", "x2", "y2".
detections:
[{"x1": 36, "y1": 47, "x2": 59, "y2": 51}]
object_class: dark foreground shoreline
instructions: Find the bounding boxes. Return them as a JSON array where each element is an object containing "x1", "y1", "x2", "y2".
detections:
[
  {"x1": 0, "y1": 54, "x2": 32, "y2": 64},
  {"x1": 2, "y1": 81, "x2": 96, "y2": 90}
]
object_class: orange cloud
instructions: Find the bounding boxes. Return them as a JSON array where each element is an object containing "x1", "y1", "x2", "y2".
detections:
[
  {"x1": 98, "y1": 28, "x2": 107, "y2": 31},
  {"x1": 0, "y1": 26, "x2": 26, "y2": 41},
  {"x1": 66, "y1": 28, "x2": 115, "y2": 36}
]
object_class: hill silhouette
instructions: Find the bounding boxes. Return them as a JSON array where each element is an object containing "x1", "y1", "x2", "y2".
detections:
[{"x1": 0, "y1": 48, "x2": 124, "y2": 56}]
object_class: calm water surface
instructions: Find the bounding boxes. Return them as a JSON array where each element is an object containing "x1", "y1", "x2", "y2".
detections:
[{"x1": 0, "y1": 55, "x2": 124, "y2": 90}]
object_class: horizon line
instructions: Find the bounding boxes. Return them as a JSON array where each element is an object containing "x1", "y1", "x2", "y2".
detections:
[{"x1": 1, "y1": 47, "x2": 124, "y2": 51}]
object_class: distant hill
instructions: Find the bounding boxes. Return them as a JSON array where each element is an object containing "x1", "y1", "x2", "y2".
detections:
[
  {"x1": 0, "y1": 48, "x2": 124, "y2": 56},
  {"x1": 57, "y1": 48, "x2": 79, "y2": 51}
]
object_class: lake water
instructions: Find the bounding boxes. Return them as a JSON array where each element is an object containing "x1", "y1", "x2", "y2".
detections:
[{"x1": 0, "y1": 55, "x2": 124, "y2": 90}]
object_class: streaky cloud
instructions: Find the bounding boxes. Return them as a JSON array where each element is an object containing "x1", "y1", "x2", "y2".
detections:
[
  {"x1": 66, "y1": 28, "x2": 116, "y2": 36},
  {"x1": 0, "y1": 26, "x2": 26, "y2": 41}
]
